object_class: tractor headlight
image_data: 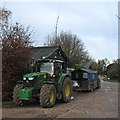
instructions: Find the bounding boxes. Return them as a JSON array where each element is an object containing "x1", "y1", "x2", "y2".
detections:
[
  {"x1": 23, "y1": 77, "x2": 26, "y2": 80},
  {"x1": 28, "y1": 77, "x2": 34, "y2": 80}
]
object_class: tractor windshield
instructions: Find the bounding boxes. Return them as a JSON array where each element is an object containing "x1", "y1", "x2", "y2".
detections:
[{"x1": 40, "y1": 62, "x2": 54, "y2": 75}]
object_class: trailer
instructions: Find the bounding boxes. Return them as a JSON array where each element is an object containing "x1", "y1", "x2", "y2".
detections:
[{"x1": 71, "y1": 68, "x2": 101, "y2": 91}]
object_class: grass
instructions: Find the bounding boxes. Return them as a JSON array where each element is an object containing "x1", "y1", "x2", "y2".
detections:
[
  {"x1": 2, "y1": 101, "x2": 40, "y2": 108},
  {"x1": 103, "y1": 77, "x2": 120, "y2": 83},
  {"x1": 2, "y1": 101, "x2": 15, "y2": 108}
]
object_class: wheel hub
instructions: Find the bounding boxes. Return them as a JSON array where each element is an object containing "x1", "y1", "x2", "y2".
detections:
[
  {"x1": 65, "y1": 84, "x2": 70, "y2": 97},
  {"x1": 50, "y1": 90, "x2": 54, "y2": 103}
]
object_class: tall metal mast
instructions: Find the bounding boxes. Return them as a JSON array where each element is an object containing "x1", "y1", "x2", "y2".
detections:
[{"x1": 55, "y1": 6, "x2": 60, "y2": 40}]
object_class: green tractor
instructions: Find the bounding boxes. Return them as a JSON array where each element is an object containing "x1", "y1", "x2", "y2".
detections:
[{"x1": 13, "y1": 58, "x2": 72, "y2": 108}]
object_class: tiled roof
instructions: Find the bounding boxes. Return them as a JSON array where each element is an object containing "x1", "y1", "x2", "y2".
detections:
[
  {"x1": 30, "y1": 46, "x2": 60, "y2": 60},
  {"x1": 80, "y1": 68, "x2": 97, "y2": 73},
  {"x1": 29, "y1": 46, "x2": 70, "y2": 66}
]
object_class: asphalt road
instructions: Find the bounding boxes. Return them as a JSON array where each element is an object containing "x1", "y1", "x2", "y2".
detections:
[{"x1": 2, "y1": 80, "x2": 119, "y2": 119}]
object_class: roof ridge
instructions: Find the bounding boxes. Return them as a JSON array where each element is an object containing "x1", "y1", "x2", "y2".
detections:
[{"x1": 30, "y1": 46, "x2": 60, "y2": 49}]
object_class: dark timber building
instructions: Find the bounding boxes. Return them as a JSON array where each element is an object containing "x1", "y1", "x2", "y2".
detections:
[{"x1": 30, "y1": 46, "x2": 71, "y2": 68}]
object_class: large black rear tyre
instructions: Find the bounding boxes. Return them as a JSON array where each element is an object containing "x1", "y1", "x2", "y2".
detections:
[
  {"x1": 40, "y1": 84, "x2": 56, "y2": 108},
  {"x1": 61, "y1": 77, "x2": 72, "y2": 103},
  {"x1": 13, "y1": 84, "x2": 24, "y2": 106}
]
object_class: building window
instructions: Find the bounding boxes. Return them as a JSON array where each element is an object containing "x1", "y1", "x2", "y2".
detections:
[
  {"x1": 76, "y1": 73, "x2": 79, "y2": 79},
  {"x1": 92, "y1": 74, "x2": 95, "y2": 79},
  {"x1": 83, "y1": 73, "x2": 88, "y2": 79}
]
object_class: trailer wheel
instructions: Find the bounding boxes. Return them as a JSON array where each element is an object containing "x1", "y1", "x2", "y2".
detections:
[
  {"x1": 90, "y1": 88, "x2": 94, "y2": 92},
  {"x1": 40, "y1": 84, "x2": 56, "y2": 108},
  {"x1": 61, "y1": 77, "x2": 72, "y2": 103},
  {"x1": 97, "y1": 78, "x2": 101, "y2": 88},
  {"x1": 13, "y1": 84, "x2": 24, "y2": 106}
]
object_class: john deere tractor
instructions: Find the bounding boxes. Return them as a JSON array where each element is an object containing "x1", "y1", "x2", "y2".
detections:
[{"x1": 13, "y1": 58, "x2": 72, "y2": 108}]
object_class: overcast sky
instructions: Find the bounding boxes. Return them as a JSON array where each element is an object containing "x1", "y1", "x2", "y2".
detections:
[{"x1": 1, "y1": 1, "x2": 118, "y2": 62}]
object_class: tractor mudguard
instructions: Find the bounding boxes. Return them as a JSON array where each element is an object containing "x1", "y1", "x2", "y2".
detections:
[
  {"x1": 43, "y1": 81, "x2": 54, "y2": 84},
  {"x1": 43, "y1": 81, "x2": 58, "y2": 88},
  {"x1": 60, "y1": 74, "x2": 70, "y2": 86},
  {"x1": 17, "y1": 81, "x2": 24, "y2": 83},
  {"x1": 16, "y1": 81, "x2": 24, "y2": 84}
]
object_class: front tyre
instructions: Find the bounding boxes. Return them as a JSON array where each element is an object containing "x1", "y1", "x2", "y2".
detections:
[
  {"x1": 13, "y1": 84, "x2": 24, "y2": 106},
  {"x1": 40, "y1": 84, "x2": 56, "y2": 108},
  {"x1": 62, "y1": 77, "x2": 72, "y2": 103}
]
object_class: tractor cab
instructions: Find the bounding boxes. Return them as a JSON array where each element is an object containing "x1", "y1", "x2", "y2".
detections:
[{"x1": 33, "y1": 58, "x2": 63, "y2": 78}]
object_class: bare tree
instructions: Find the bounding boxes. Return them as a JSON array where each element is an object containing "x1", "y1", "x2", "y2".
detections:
[{"x1": 44, "y1": 31, "x2": 90, "y2": 64}]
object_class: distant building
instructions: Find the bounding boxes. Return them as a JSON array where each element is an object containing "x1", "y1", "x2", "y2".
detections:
[
  {"x1": 107, "y1": 63, "x2": 118, "y2": 72},
  {"x1": 106, "y1": 63, "x2": 118, "y2": 79}
]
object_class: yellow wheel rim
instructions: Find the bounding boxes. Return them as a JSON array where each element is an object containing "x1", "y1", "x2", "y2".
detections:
[
  {"x1": 50, "y1": 90, "x2": 54, "y2": 103},
  {"x1": 65, "y1": 84, "x2": 70, "y2": 97}
]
